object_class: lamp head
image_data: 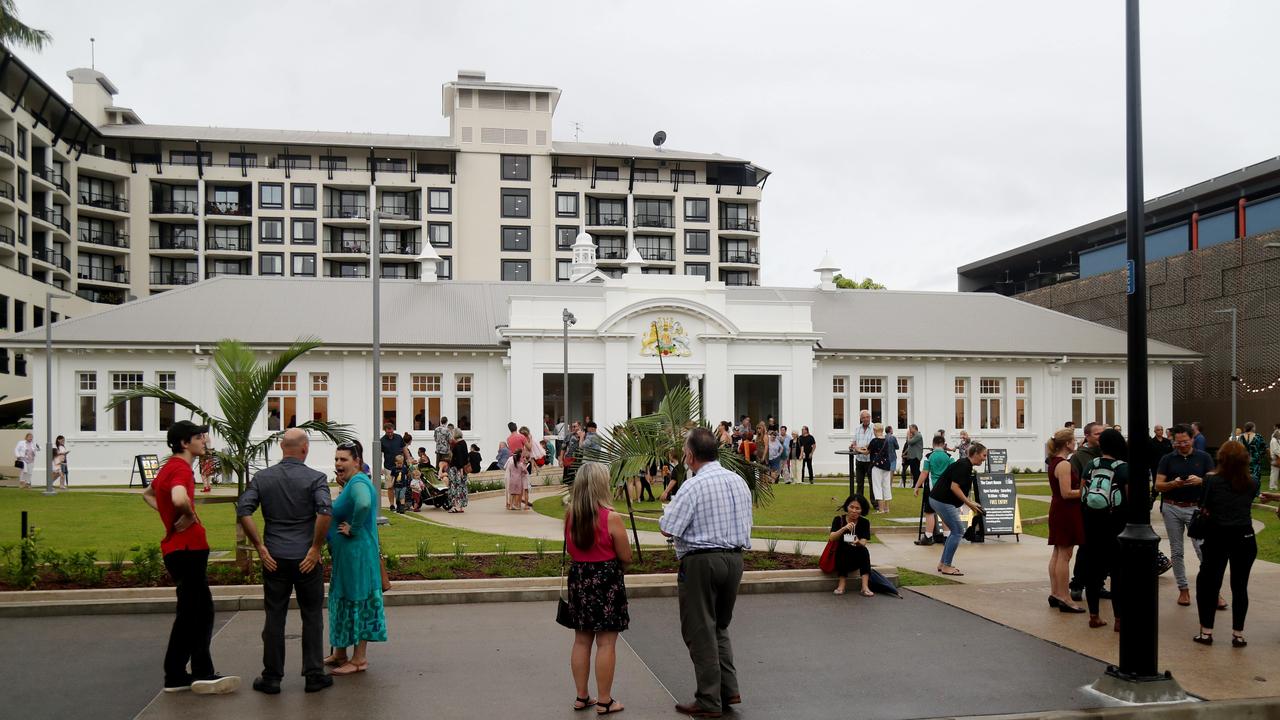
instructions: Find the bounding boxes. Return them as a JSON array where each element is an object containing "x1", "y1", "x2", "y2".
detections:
[{"x1": 563, "y1": 309, "x2": 576, "y2": 326}]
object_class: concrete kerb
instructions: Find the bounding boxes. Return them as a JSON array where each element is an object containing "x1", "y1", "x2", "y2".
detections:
[
  {"x1": 950, "y1": 696, "x2": 1280, "y2": 720},
  {"x1": 0, "y1": 567, "x2": 896, "y2": 617}
]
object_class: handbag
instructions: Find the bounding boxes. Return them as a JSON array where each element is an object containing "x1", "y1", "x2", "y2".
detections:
[
  {"x1": 1187, "y1": 508, "x2": 1207, "y2": 540},
  {"x1": 819, "y1": 537, "x2": 838, "y2": 574},
  {"x1": 555, "y1": 529, "x2": 575, "y2": 629},
  {"x1": 14, "y1": 460, "x2": 23, "y2": 469}
]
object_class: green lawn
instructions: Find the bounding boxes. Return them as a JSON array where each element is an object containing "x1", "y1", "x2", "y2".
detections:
[
  {"x1": 1253, "y1": 506, "x2": 1280, "y2": 565},
  {"x1": 0, "y1": 488, "x2": 560, "y2": 556}
]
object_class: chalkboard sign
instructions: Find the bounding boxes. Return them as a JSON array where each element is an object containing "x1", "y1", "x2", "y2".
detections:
[
  {"x1": 975, "y1": 473, "x2": 1020, "y2": 537},
  {"x1": 130, "y1": 454, "x2": 161, "y2": 488},
  {"x1": 986, "y1": 448, "x2": 1008, "y2": 474}
]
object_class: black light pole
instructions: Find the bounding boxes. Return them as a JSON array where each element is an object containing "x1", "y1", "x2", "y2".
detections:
[{"x1": 1096, "y1": 0, "x2": 1185, "y2": 701}]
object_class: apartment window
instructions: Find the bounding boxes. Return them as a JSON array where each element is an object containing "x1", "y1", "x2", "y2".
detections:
[
  {"x1": 556, "y1": 226, "x2": 578, "y2": 250},
  {"x1": 634, "y1": 199, "x2": 673, "y2": 227},
  {"x1": 259, "y1": 183, "x2": 283, "y2": 209},
  {"x1": 501, "y1": 188, "x2": 530, "y2": 218},
  {"x1": 556, "y1": 259, "x2": 572, "y2": 281},
  {"x1": 501, "y1": 155, "x2": 530, "y2": 181},
  {"x1": 411, "y1": 373, "x2": 442, "y2": 431},
  {"x1": 1095, "y1": 378, "x2": 1118, "y2": 427},
  {"x1": 291, "y1": 184, "x2": 316, "y2": 210},
  {"x1": 832, "y1": 376, "x2": 848, "y2": 430},
  {"x1": 78, "y1": 372, "x2": 97, "y2": 432},
  {"x1": 14, "y1": 300, "x2": 25, "y2": 332},
  {"x1": 556, "y1": 192, "x2": 579, "y2": 218},
  {"x1": 319, "y1": 155, "x2": 348, "y2": 170},
  {"x1": 456, "y1": 374, "x2": 473, "y2": 431},
  {"x1": 438, "y1": 256, "x2": 453, "y2": 280},
  {"x1": 1071, "y1": 378, "x2": 1085, "y2": 428},
  {"x1": 684, "y1": 198, "x2": 709, "y2": 222},
  {"x1": 684, "y1": 262, "x2": 710, "y2": 280},
  {"x1": 502, "y1": 259, "x2": 531, "y2": 281},
  {"x1": 292, "y1": 253, "x2": 316, "y2": 276},
  {"x1": 380, "y1": 373, "x2": 397, "y2": 428},
  {"x1": 595, "y1": 166, "x2": 619, "y2": 181},
  {"x1": 17, "y1": 169, "x2": 26, "y2": 201},
  {"x1": 33, "y1": 305, "x2": 43, "y2": 328},
  {"x1": 0, "y1": 294, "x2": 7, "y2": 328},
  {"x1": 310, "y1": 373, "x2": 329, "y2": 422},
  {"x1": 157, "y1": 372, "x2": 177, "y2": 431},
  {"x1": 428, "y1": 222, "x2": 452, "y2": 248},
  {"x1": 553, "y1": 166, "x2": 582, "y2": 179},
  {"x1": 632, "y1": 168, "x2": 658, "y2": 182},
  {"x1": 896, "y1": 376, "x2": 913, "y2": 430},
  {"x1": 259, "y1": 218, "x2": 284, "y2": 244},
  {"x1": 169, "y1": 150, "x2": 211, "y2": 166},
  {"x1": 672, "y1": 169, "x2": 696, "y2": 184},
  {"x1": 112, "y1": 372, "x2": 144, "y2": 432},
  {"x1": 954, "y1": 377, "x2": 969, "y2": 430},
  {"x1": 16, "y1": 212, "x2": 25, "y2": 245},
  {"x1": 859, "y1": 377, "x2": 885, "y2": 424},
  {"x1": 501, "y1": 226, "x2": 530, "y2": 251},
  {"x1": 277, "y1": 154, "x2": 312, "y2": 169},
  {"x1": 643, "y1": 267, "x2": 673, "y2": 275},
  {"x1": 0, "y1": 349, "x2": 7, "y2": 373},
  {"x1": 685, "y1": 230, "x2": 709, "y2": 254},
  {"x1": 16, "y1": 127, "x2": 26, "y2": 158},
  {"x1": 979, "y1": 378, "x2": 1002, "y2": 430},
  {"x1": 635, "y1": 235, "x2": 674, "y2": 261},
  {"x1": 229, "y1": 152, "x2": 258, "y2": 168},
  {"x1": 17, "y1": 256, "x2": 26, "y2": 274},
  {"x1": 428, "y1": 188, "x2": 451, "y2": 213},
  {"x1": 292, "y1": 218, "x2": 317, "y2": 244},
  {"x1": 372, "y1": 157, "x2": 407, "y2": 173},
  {"x1": 259, "y1": 253, "x2": 284, "y2": 276},
  {"x1": 267, "y1": 372, "x2": 298, "y2": 431},
  {"x1": 1015, "y1": 377, "x2": 1029, "y2": 430}
]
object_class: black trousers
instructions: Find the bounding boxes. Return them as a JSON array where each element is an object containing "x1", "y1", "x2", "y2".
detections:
[
  {"x1": 900, "y1": 457, "x2": 920, "y2": 488},
  {"x1": 261, "y1": 557, "x2": 325, "y2": 680},
  {"x1": 638, "y1": 475, "x2": 656, "y2": 502},
  {"x1": 855, "y1": 460, "x2": 875, "y2": 504},
  {"x1": 1080, "y1": 510, "x2": 1124, "y2": 616},
  {"x1": 800, "y1": 455, "x2": 814, "y2": 483},
  {"x1": 1196, "y1": 528, "x2": 1257, "y2": 633},
  {"x1": 162, "y1": 549, "x2": 215, "y2": 685}
]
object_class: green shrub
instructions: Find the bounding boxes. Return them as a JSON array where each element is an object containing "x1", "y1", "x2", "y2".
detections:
[
  {"x1": 383, "y1": 552, "x2": 401, "y2": 573},
  {"x1": 108, "y1": 550, "x2": 127, "y2": 572},
  {"x1": 415, "y1": 540, "x2": 431, "y2": 562},
  {"x1": 0, "y1": 529, "x2": 41, "y2": 589},
  {"x1": 124, "y1": 544, "x2": 165, "y2": 586},
  {"x1": 65, "y1": 551, "x2": 106, "y2": 586}
]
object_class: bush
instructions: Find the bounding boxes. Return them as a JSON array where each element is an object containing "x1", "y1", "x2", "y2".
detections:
[
  {"x1": 125, "y1": 544, "x2": 165, "y2": 586},
  {"x1": 383, "y1": 552, "x2": 401, "y2": 573},
  {"x1": 0, "y1": 529, "x2": 41, "y2": 589},
  {"x1": 108, "y1": 550, "x2": 127, "y2": 572},
  {"x1": 64, "y1": 551, "x2": 106, "y2": 586}
]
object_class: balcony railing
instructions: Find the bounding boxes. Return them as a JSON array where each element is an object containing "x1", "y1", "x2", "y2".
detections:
[
  {"x1": 634, "y1": 214, "x2": 674, "y2": 229},
  {"x1": 638, "y1": 246, "x2": 675, "y2": 262},
  {"x1": 380, "y1": 239, "x2": 421, "y2": 255},
  {"x1": 76, "y1": 288, "x2": 126, "y2": 305},
  {"x1": 719, "y1": 216, "x2": 759, "y2": 232},
  {"x1": 586, "y1": 211, "x2": 627, "y2": 227},
  {"x1": 152, "y1": 199, "x2": 199, "y2": 215},
  {"x1": 207, "y1": 266, "x2": 251, "y2": 278},
  {"x1": 80, "y1": 192, "x2": 129, "y2": 212},
  {"x1": 597, "y1": 244, "x2": 626, "y2": 260},
  {"x1": 79, "y1": 228, "x2": 130, "y2": 249},
  {"x1": 78, "y1": 265, "x2": 129, "y2": 284},
  {"x1": 719, "y1": 249, "x2": 760, "y2": 265},
  {"x1": 324, "y1": 239, "x2": 370, "y2": 254},
  {"x1": 33, "y1": 166, "x2": 70, "y2": 194},
  {"x1": 206, "y1": 236, "x2": 252, "y2": 252},
  {"x1": 375, "y1": 205, "x2": 421, "y2": 220},
  {"x1": 33, "y1": 207, "x2": 72, "y2": 233},
  {"x1": 324, "y1": 204, "x2": 368, "y2": 219},
  {"x1": 0, "y1": 136, "x2": 12, "y2": 156},
  {"x1": 150, "y1": 270, "x2": 198, "y2": 286},
  {"x1": 149, "y1": 235, "x2": 199, "y2": 251},
  {"x1": 327, "y1": 266, "x2": 370, "y2": 278},
  {"x1": 0, "y1": 178, "x2": 12, "y2": 200},
  {"x1": 33, "y1": 247, "x2": 71, "y2": 272},
  {"x1": 206, "y1": 200, "x2": 251, "y2": 217},
  {"x1": 0, "y1": 227, "x2": 12, "y2": 246}
]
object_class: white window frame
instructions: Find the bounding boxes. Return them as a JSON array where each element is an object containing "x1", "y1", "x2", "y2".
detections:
[
  {"x1": 1071, "y1": 377, "x2": 1086, "y2": 428},
  {"x1": 78, "y1": 371, "x2": 97, "y2": 432},
  {"x1": 858, "y1": 376, "x2": 886, "y2": 425},
  {"x1": 1015, "y1": 377, "x2": 1030, "y2": 430},
  {"x1": 953, "y1": 376, "x2": 970, "y2": 431},
  {"x1": 1094, "y1": 378, "x2": 1119, "y2": 427},
  {"x1": 111, "y1": 371, "x2": 144, "y2": 432},
  {"x1": 267, "y1": 372, "x2": 297, "y2": 432},
  {"x1": 380, "y1": 373, "x2": 398, "y2": 428},
  {"x1": 411, "y1": 373, "x2": 443, "y2": 432},
  {"x1": 157, "y1": 371, "x2": 177, "y2": 431},
  {"x1": 895, "y1": 376, "x2": 913, "y2": 430},
  {"x1": 310, "y1": 372, "x2": 329, "y2": 423},
  {"x1": 832, "y1": 376, "x2": 848, "y2": 431},
  {"x1": 979, "y1": 377, "x2": 1002, "y2": 430},
  {"x1": 455, "y1": 374, "x2": 473, "y2": 431}
]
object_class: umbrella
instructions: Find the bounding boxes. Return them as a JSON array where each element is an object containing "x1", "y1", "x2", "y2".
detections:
[{"x1": 867, "y1": 568, "x2": 902, "y2": 598}]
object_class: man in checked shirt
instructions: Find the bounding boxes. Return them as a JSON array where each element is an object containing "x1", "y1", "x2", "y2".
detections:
[{"x1": 660, "y1": 427, "x2": 753, "y2": 718}]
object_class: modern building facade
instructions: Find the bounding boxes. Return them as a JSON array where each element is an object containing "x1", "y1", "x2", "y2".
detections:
[
  {"x1": 957, "y1": 156, "x2": 1280, "y2": 434},
  {"x1": 1, "y1": 251, "x2": 1195, "y2": 486}
]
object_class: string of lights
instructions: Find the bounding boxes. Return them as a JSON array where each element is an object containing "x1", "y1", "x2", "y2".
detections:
[{"x1": 1235, "y1": 374, "x2": 1280, "y2": 394}]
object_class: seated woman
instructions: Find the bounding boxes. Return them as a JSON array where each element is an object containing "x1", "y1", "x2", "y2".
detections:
[{"x1": 829, "y1": 495, "x2": 874, "y2": 596}]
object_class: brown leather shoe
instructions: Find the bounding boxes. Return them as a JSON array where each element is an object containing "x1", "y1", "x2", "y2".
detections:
[
  {"x1": 724, "y1": 695, "x2": 741, "y2": 705},
  {"x1": 675, "y1": 701, "x2": 722, "y2": 718}
]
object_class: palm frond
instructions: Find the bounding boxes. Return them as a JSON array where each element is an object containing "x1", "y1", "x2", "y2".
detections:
[
  {"x1": 105, "y1": 386, "x2": 231, "y2": 439},
  {"x1": 0, "y1": 0, "x2": 52, "y2": 52}
]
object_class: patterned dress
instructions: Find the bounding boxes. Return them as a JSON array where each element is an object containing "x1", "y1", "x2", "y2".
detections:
[
  {"x1": 328, "y1": 473, "x2": 387, "y2": 647},
  {"x1": 1244, "y1": 433, "x2": 1268, "y2": 486},
  {"x1": 447, "y1": 465, "x2": 469, "y2": 508}
]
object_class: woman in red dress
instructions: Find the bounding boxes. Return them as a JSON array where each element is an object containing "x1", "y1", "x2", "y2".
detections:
[{"x1": 1047, "y1": 428, "x2": 1086, "y2": 613}]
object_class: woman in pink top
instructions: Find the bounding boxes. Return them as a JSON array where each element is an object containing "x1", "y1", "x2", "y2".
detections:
[
  {"x1": 564, "y1": 462, "x2": 633, "y2": 714},
  {"x1": 505, "y1": 446, "x2": 533, "y2": 511}
]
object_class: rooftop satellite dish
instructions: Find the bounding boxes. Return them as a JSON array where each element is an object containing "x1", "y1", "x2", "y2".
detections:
[{"x1": 652, "y1": 130, "x2": 667, "y2": 147}]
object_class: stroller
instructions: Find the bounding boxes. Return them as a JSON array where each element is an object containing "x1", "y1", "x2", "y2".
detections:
[{"x1": 413, "y1": 470, "x2": 452, "y2": 511}]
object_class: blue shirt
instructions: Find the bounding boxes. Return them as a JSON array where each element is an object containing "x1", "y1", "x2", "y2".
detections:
[{"x1": 659, "y1": 460, "x2": 753, "y2": 558}]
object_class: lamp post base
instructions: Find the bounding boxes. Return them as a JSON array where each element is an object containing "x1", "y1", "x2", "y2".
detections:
[{"x1": 1092, "y1": 666, "x2": 1187, "y2": 704}]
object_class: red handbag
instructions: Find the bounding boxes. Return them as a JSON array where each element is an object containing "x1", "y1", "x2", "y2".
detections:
[{"x1": 819, "y1": 538, "x2": 838, "y2": 574}]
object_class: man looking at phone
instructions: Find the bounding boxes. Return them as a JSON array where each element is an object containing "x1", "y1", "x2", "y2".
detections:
[{"x1": 1155, "y1": 423, "x2": 1215, "y2": 607}]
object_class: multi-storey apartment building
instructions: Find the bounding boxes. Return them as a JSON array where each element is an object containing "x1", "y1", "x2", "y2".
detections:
[{"x1": 0, "y1": 50, "x2": 767, "y2": 310}]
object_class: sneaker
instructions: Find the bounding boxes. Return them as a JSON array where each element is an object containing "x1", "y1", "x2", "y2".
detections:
[
  {"x1": 913, "y1": 537, "x2": 934, "y2": 546},
  {"x1": 252, "y1": 677, "x2": 281, "y2": 695},
  {"x1": 163, "y1": 676, "x2": 193, "y2": 693},
  {"x1": 191, "y1": 674, "x2": 241, "y2": 695},
  {"x1": 305, "y1": 673, "x2": 334, "y2": 693}
]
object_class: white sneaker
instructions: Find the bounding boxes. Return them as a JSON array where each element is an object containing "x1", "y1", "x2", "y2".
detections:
[{"x1": 191, "y1": 675, "x2": 241, "y2": 695}]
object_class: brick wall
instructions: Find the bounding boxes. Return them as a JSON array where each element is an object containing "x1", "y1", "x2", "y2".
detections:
[{"x1": 1018, "y1": 231, "x2": 1280, "y2": 436}]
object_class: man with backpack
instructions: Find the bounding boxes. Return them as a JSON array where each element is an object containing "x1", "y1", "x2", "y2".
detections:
[{"x1": 1078, "y1": 428, "x2": 1129, "y2": 629}]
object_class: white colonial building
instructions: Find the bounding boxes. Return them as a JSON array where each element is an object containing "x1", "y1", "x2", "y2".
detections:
[{"x1": 0, "y1": 250, "x2": 1197, "y2": 486}]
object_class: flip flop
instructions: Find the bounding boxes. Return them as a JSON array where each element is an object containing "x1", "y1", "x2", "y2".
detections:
[
  {"x1": 939, "y1": 568, "x2": 964, "y2": 576},
  {"x1": 573, "y1": 696, "x2": 597, "y2": 711},
  {"x1": 596, "y1": 698, "x2": 625, "y2": 715},
  {"x1": 323, "y1": 655, "x2": 349, "y2": 667},
  {"x1": 860, "y1": 590, "x2": 875, "y2": 597},
  {"x1": 331, "y1": 661, "x2": 368, "y2": 676}
]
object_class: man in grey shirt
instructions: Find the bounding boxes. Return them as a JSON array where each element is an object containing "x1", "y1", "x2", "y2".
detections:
[{"x1": 237, "y1": 428, "x2": 333, "y2": 694}]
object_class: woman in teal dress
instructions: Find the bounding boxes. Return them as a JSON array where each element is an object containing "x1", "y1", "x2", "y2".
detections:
[
  {"x1": 324, "y1": 441, "x2": 387, "y2": 675},
  {"x1": 1241, "y1": 422, "x2": 1268, "y2": 489}
]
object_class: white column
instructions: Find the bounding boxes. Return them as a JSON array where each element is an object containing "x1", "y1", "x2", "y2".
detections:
[
  {"x1": 688, "y1": 373, "x2": 702, "y2": 411},
  {"x1": 629, "y1": 373, "x2": 644, "y2": 419},
  {"x1": 704, "y1": 340, "x2": 730, "y2": 422}
]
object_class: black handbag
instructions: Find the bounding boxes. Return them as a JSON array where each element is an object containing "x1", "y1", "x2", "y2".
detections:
[
  {"x1": 1187, "y1": 509, "x2": 1207, "y2": 540},
  {"x1": 14, "y1": 460, "x2": 23, "y2": 469},
  {"x1": 555, "y1": 538, "x2": 575, "y2": 629}
]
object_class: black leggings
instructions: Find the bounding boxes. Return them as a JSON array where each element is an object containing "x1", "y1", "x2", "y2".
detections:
[
  {"x1": 1196, "y1": 529, "x2": 1257, "y2": 632},
  {"x1": 800, "y1": 455, "x2": 814, "y2": 483},
  {"x1": 900, "y1": 458, "x2": 920, "y2": 487},
  {"x1": 1080, "y1": 510, "x2": 1123, "y2": 616}
]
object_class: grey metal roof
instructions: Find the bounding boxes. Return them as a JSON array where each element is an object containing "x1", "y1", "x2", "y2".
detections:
[
  {"x1": 551, "y1": 141, "x2": 749, "y2": 164},
  {"x1": 0, "y1": 278, "x2": 1196, "y2": 360},
  {"x1": 99, "y1": 124, "x2": 457, "y2": 151}
]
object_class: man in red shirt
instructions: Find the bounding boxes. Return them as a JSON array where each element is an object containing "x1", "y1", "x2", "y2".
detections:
[
  {"x1": 143, "y1": 420, "x2": 240, "y2": 696},
  {"x1": 506, "y1": 421, "x2": 527, "y2": 455}
]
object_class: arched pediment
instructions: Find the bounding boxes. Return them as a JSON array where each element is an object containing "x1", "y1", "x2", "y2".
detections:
[{"x1": 597, "y1": 297, "x2": 739, "y2": 335}]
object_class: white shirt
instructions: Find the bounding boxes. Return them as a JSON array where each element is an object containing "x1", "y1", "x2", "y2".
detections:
[{"x1": 14, "y1": 440, "x2": 38, "y2": 463}]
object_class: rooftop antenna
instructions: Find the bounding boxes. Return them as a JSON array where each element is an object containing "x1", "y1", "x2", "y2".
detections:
[
  {"x1": 572, "y1": 121, "x2": 583, "y2": 142},
  {"x1": 652, "y1": 130, "x2": 667, "y2": 149},
  {"x1": 90, "y1": 37, "x2": 95, "y2": 69}
]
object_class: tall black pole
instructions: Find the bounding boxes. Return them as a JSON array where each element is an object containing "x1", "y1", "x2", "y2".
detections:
[{"x1": 1099, "y1": 1, "x2": 1183, "y2": 701}]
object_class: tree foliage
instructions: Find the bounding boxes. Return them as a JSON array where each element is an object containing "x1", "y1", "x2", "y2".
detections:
[
  {"x1": 833, "y1": 273, "x2": 886, "y2": 290},
  {"x1": 0, "y1": 1, "x2": 51, "y2": 52}
]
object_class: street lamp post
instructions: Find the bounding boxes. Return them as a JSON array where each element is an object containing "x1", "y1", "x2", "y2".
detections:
[
  {"x1": 370, "y1": 201, "x2": 406, "y2": 522},
  {"x1": 562, "y1": 308, "x2": 576, "y2": 447},
  {"x1": 44, "y1": 291, "x2": 71, "y2": 496},
  {"x1": 1213, "y1": 308, "x2": 1238, "y2": 433}
]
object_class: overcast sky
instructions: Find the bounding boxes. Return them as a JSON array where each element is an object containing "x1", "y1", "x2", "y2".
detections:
[{"x1": 18, "y1": 0, "x2": 1280, "y2": 291}]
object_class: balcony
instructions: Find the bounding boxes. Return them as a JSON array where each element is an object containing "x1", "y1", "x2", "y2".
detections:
[
  {"x1": 33, "y1": 247, "x2": 71, "y2": 273},
  {"x1": 205, "y1": 200, "x2": 251, "y2": 217},
  {"x1": 78, "y1": 265, "x2": 130, "y2": 284},
  {"x1": 326, "y1": 266, "x2": 369, "y2": 278},
  {"x1": 324, "y1": 238, "x2": 369, "y2": 254},
  {"x1": 638, "y1": 246, "x2": 675, "y2": 262},
  {"x1": 596, "y1": 242, "x2": 626, "y2": 261},
  {"x1": 80, "y1": 228, "x2": 131, "y2": 250},
  {"x1": 79, "y1": 192, "x2": 129, "y2": 213},
  {"x1": 375, "y1": 205, "x2": 421, "y2": 221},
  {"x1": 33, "y1": 167, "x2": 71, "y2": 195},
  {"x1": 0, "y1": 178, "x2": 12, "y2": 201},
  {"x1": 150, "y1": 270, "x2": 198, "y2": 286},
  {"x1": 380, "y1": 238, "x2": 421, "y2": 255},
  {"x1": 721, "y1": 276, "x2": 758, "y2": 287},
  {"x1": 719, "y1": 248, "x2": 760, "y2": 265},
  {"x1": 207, "y1": 265, "x2": 251, "y2": 278},
  {"x1": 152, "y1": 199, "x2": 199, "y2": 215},
  {"x1": 76, "y1": 287, "x2": 127, "y2": 305},
  {"x1": 324, "y1": 204, "x2": 368, "y2": 220},
  {"x1": 634, "y1": 214, "x2": 674, "y2": 229},
  {"x1": 0, "y1": 227, "x2": 12, "y2": 247},
  {"x1": 0, "y1": 136, "x2": 12, "y2": 157},
  {"x1": 719, "y1": 216, "x2": 759, "y2": 233},
  {"x1": 33, "y1": 207, "x2": 72, "y2": 234},
  {"x1": 149, "y1": 235, "x2": 199, "y2": 252},
  {"x1": 586, "y1": 211, "x2": 627, "y2": 227},
  {"x1": 206, "y1": 236, "x2": 252, "y2": 252}
]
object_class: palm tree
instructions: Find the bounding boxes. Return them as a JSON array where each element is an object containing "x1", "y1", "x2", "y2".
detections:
[
  {"x1": 0, "y1": 1, "x2": 52, "y2": 52},
  {"x1": 106, "y1": 337, "x2": 356, "y2": 563}
]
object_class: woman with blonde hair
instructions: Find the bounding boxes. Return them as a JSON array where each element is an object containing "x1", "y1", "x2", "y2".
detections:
[
  {"x1": 564, "y1": 462, "x2": 633, "y2": 714},
  {"x1": 1046, "y1": 428, "x2": 1086, "y2": 613}
]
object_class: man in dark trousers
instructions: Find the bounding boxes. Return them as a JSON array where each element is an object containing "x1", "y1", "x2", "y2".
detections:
[
  {"x1": 796, "y1": 426, "x2": 816, "y2": 484},
  {"x1": 237, "y1": 428, "x2": 333, "y2": 694},
  {"x1": 660, "y1": 427, "x2": 753, "y2": 718}
]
